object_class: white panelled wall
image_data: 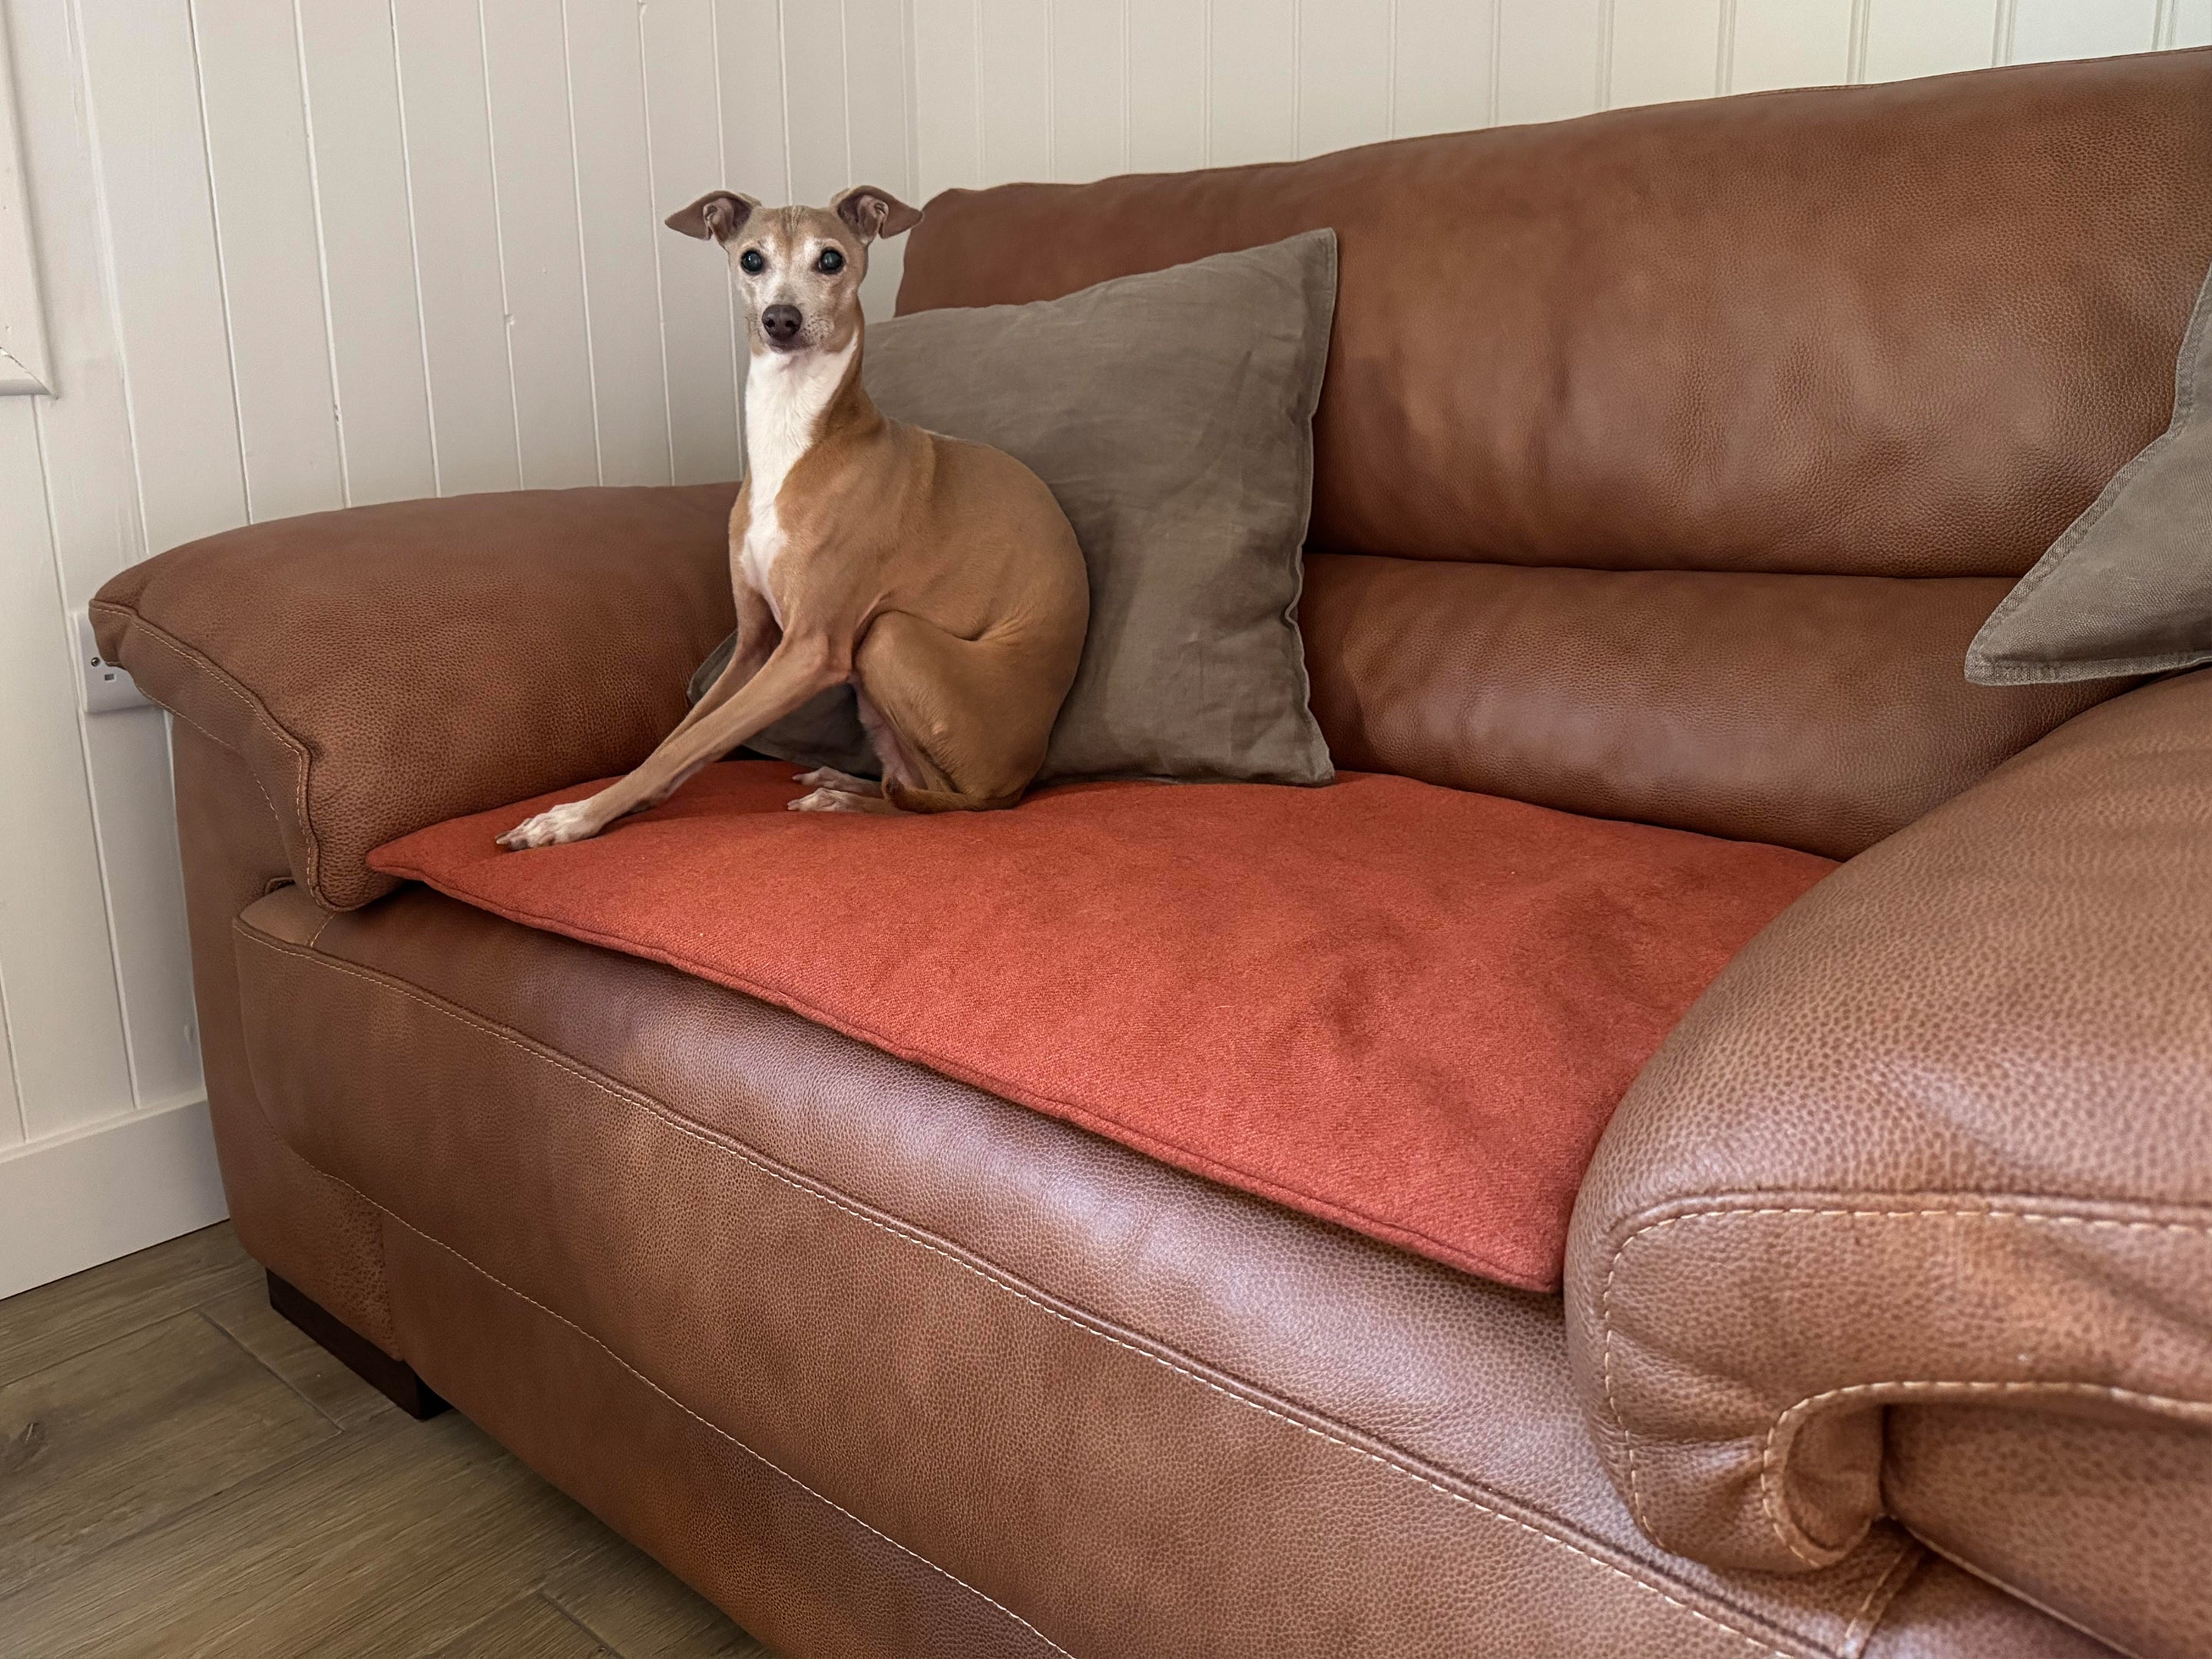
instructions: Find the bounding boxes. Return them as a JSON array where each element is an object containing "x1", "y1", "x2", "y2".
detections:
[
  {"x1": 907, "y1": 0, "x2": 2211, "y2": 194},
  {"x1": 0, "y1": 0, "x2": 913, "y2": 1299},
  {"x1": 0, "y1": 0, "x2": 2195, "y2": 1297}
]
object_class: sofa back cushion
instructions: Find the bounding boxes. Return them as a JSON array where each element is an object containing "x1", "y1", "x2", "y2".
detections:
[{"x1": 896, "y1": 50, "x2": 2212, "y2": 855}]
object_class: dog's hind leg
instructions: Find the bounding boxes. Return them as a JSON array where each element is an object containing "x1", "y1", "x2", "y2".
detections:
[
  {"x1": 849, "y1": 611, "x2": 1068, "y2": 812},
  {"x1": 788, "y1": 707, "x2": 897, "y2": 812}
]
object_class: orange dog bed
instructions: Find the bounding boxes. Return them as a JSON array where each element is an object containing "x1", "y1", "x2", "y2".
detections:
[{"x1": 371, "y1": 763, "x2": 1832, "y2": 1291}]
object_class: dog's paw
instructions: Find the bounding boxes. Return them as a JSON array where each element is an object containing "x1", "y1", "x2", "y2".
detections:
[
  {"x1": 793, "y1": 767, "x2": 881, "y2": 794},
  {"x1": 788, "y1": 786, "x2": 888, "y2": 814},
  {"x1": 497, "y1": 800, "x2": 605, "y2": 849}
]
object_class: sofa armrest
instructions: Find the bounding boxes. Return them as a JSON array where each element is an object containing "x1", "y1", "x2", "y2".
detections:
[
  {"x1": 1565, "y1": 670, "x2": 2212, "y2": 1583},
  {"x1": 93, "y1": 485, "x2": 737, "y2": 910}
]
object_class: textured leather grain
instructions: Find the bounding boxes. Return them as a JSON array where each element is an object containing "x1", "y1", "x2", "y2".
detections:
[
  {"x1": 1564, "y1": 670, "x2": 2212, "y2": 1654},
  {"x1": 899, "y1": 53, "x2": 2212, "y2": 581},
  {"x1": 381, "y1": 1224, "x2": 1067, "y2": 1658},
  {"x1": 228, "y1": 879, "x2": 2008, "y2": 1659},
  {"x1": 1886, "y1": 1406, "x2": 2212, "y2": 1659},
  {"x1": 169, "y1": 720, "x2": 396, "y2": 1352},
  {"x1": 1300, "y1": 555, "x2": 2117, "y2": 859},
  {"x1": 1861, "y1": 1559, "x2": 2113, "y2": 1659},
  {"x1": 93, "y1": 485, "x2": 737, "y2": 912}
]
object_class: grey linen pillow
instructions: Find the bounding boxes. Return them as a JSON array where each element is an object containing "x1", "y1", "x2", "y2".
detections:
[
  {"x1": 1968, "y1": 262, "x2": 2212, "y2": 684},
  {"x1": 691, "y1": 229, "x2": 1338, "y2": 784}
]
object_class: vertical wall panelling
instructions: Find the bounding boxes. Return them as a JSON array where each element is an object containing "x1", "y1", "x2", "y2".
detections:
[
  {"x1": 1390, "y1": 0, "x2": 1495, "y2": 137},
  {"x1": 0, "y1": 979, "x2": 22, "y2": 1151},
  {"x1": 13, "y1": 0, "x2": 190, "y2": 1141},
  {"x1": 1124, "y1": 0, "x2": 1206, "y2": 173},
  {"x1": 2174, "y1": 0, "x2": 2212, "y2": 49},
  {"x1": 390, "y1": 0, "x2": 522, "y2": 495},
  {"x1": 717, "y1": 0, "x2": 794, "y2": 203},
  {"x1": 190, "y1": 0, "x2": 345, "y2": 524},
  {"x1": 1609, "y1": 0, "x2": 1727, "y2": 108},
  {"x1": 842, "y1": 0, "x2": 918, "y2": 322},
  {"x1": 2008, "y1": 0, "x2": 2161, "y2": 61},
  {"x1": 1725, "y1": 0, "x2": 1856, "y2": 90},
  {"x1": 1495, "y1": 0, "x2": 1608, "y2": 124},
  {"x1": 481, "y1": 0, "x2": 600, "y2": 489},
  {"x1": 782, "y1": 0, "x2": 855, "y2": 203},
  {"x1": 73, "y1": 0, "x2": 249, "y2": 550},
  {"x1": 1208, "y1": 0, "x2": 1297, "y2": 167},
  {"x1": 0, "y1": 11, "x2": 52, "y2": 393},
  {"x1": 1050, "y1": 0, "x2": 1124, "y2": 181},
  {"x1": 1861, "y1": 0, "x2": 2002, "y2": 84},
  {"x1": 563, "y1": 0, "x2": 674, "y2": 487},
  {"x1": 641, "y1": 0, "x2": 741, "y2": 486},
  {"x1": 0, "y1": 396, "x2": 136, "y2": 1143},
  {"x1": 910, "y1": 0, "x2": 983, "y2": 195},
  {"x1": 1296, "y1": 0, "x2": 1390, "y2": 158},
  {"x1": 978, "y1": 0, "x2": 1051, "y2": 183},
  {"x1": 61, "y1": 0, "x2": 220, "y2": 1119},
  {"x1": 293, "y1": 0, "x2": 438, "y2": 507}
]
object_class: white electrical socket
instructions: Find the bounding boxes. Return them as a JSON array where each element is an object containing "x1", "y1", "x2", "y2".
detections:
[{"x1": 75, "y1": 608, "x2": 153, "y2": 715}]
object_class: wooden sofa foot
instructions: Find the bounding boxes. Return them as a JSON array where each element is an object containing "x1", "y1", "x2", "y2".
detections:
[{"x1": 267, "y1": 1270, "x2": 449, "y2": 1420}]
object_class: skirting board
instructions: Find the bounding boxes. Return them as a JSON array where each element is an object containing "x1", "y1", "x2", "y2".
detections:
[{"x1": 0, "y1": 1096, "x2": 227, "y2": 1300}]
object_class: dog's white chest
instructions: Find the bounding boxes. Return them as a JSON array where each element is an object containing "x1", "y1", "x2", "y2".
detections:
[
  {"x1": 738, "y1": 340, "x2": 855, "y2": 618},
  {"x1": 737, "y1": 504, "x2": 788, "y2": 621}
]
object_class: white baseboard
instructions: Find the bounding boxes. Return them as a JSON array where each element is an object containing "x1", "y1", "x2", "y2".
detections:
[{"x1": 0, "y1": 1097, "x2": 228, "y2": 1300}]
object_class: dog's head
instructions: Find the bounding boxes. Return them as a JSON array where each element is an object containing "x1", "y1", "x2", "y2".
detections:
[{"x1": 666, "y1": 186, "x2": 921, "y2": 356}]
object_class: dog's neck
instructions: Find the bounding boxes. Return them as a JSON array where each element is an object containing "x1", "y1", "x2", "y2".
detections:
[{"x1": 743, "y1": 334, "x2": 866, "y2": 511}]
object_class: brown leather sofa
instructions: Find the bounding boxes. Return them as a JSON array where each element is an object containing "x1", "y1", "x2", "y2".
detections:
[{"x1": 92, "y1": 50, "x2": 2212, "y2": 1659}]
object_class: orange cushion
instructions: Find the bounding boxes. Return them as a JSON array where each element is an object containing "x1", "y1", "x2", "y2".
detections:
[{"x1": 369, "y1": 763, "x2": 1833, "y2": 1291}]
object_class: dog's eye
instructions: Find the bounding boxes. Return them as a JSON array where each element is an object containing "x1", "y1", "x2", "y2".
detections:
[
  {"x1": 739, "y1": 249, "x2": 765, "y2": 274},
  {"x1": 816, "y1": 247, "x2": 846, "y2": 274}
]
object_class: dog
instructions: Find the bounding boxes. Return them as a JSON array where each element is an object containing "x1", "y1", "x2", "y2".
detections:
[{"x1": 499, "y1": 185, "x2": 1088, "y2": 849}]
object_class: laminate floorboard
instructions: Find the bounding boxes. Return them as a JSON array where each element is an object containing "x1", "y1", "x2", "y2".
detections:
[{"x1": 0, "y1": 1224, "x2": 771, "y2": 1657}]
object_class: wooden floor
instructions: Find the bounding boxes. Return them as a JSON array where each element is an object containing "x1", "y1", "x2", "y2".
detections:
[{"x1": 0, "y1": 1223, "x2": 776, "y2": 1657}]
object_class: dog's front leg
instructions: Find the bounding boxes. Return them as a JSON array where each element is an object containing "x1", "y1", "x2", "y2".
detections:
[
  {"x1": 655, "y1": 582, "x2": 781, "y2": 749},
  {"x1": 498, "y1": 634, "x2": 848, "y2": 849}
]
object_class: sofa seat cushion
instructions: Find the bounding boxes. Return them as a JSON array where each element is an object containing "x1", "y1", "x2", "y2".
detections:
[
  {"x1": 369, "y1": 762, "x2": 1833, "y2": 1291},
  {"x1": 230, "y1": 879, "x2": 2105, "y2": 1657}
]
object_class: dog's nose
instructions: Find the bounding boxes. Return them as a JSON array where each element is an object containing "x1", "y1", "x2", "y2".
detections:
[{"x1": 761, "y1": 304, "x2": 803, "y2": 344}]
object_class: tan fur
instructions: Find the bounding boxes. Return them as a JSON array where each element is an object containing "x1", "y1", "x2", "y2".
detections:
[{"x1": 501, "y1": 186, "x2": 1088, "y2": 849}]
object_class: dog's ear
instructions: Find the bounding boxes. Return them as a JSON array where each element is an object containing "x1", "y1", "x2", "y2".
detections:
[
  {"x1": 831, "y1": 185, "x2": 921, "y2": 244},
  {"x1": 665, "y1": 190, "x2": 757, "y2": 242}
]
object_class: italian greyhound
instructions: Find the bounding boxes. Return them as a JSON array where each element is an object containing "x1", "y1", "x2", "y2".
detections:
[{"x1": 499, "y1": 185, "x2": 1088, "y2": 849}]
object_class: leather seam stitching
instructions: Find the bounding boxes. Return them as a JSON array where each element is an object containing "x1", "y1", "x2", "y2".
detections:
[
  {"x1": 158, "y1": 709, "x2": 399, "y2": 1346},
  {"x1": 142, "y1": 695, "x2": 294, "y2": 873},
  {"x1": 1600, "y1": 1204, "x2": 2212, "y2": 1568},
  {"x1": 1764, "y1": 1378, "x2": 2212, "y2": 1575},
  {"x1": 240, "y1": 924, "x2": 1810, "y2": 1659},
  {"x1": 373, "y1": 1204, "x2": 1076, "y2": 1658},
  {"x1": 1902, "y1": 1534, "x2": 2162, "y2": 1659},
  {"x1": 91, "y1": 600, "x2": 324, "y2": 895},
  {"x1": 1839, "y1": 1535, "x2": 1921, "y2": 1658}
]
